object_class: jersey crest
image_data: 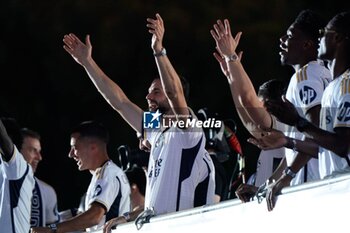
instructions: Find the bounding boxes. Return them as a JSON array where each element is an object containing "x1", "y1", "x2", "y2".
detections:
[{"x1": 93, "y1": 184, "x2": 102, "y2": 198}]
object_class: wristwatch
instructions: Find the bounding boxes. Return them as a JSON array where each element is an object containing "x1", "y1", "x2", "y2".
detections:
[
  {"x1": 225, "y1": 53, "x2": 238, "y2": 62},
  {"x1": 154, "y1": 48, "x2": 167, "y2": 57},
  {"x1": 122, "y1": 212, "x2": 131, "y2": 222},
  {"x1": 283, "y1": 167, "x2": 296, "y2": 178},
  {"x1": 48, "y1": 223, "x2": 57, "y2": 233}
]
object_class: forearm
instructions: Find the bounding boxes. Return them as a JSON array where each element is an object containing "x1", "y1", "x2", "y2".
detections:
[
  {"x1": 154, "y1": 54, "x2": 188, "y2": 116},
  {"x1": 298, "y1": 120, "x2": 349, "y2": 157},
  {"x1": 128, "y1": 208, "x2": 144, "y2": 222},
  {"x1": 82, "y1": 58, "x2": 143, "y2": 133},
  {"x1": 269, "y1": 156, "x2": 287, "y2": 182},
  {"x1": 0, "y1": 119, "x2": 14, "y2": 161},
  {"x1": 227, "y1": 60, "x2": 272, "y2": 129},
  {"x1": 285, "y1": 137, "x2": 318, "y2": 158},
  {"x1": 288, "y1": 151, "x2": 313, "y2": 174},
  {"x1": 82, "y1": 58, "x2": 129, "y2": 110},
  {"x1": 56, "y1": 207, "x2": 103, "y2": 233}
]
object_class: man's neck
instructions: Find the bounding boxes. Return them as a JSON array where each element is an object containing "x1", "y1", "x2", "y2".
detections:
[
  {"x1": 331, "y1": 58, "x2": 350, "y2": 79},
  {"x1": 292, "y1": 59, "x2": 315, "y2": 72}
]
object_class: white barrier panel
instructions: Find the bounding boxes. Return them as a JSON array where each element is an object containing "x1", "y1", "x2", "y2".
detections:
[{"x1": 94, "y1": 172, "x2": 350, "y2": 233}]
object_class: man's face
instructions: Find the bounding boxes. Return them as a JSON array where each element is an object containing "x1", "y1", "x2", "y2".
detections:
[
  {"x1": 279, "y1": 24, "x2": 309, "y2": 66},
  {"x1": 145, "y1": 79, "x2": 171, "y2": 113},
  {"x1": 68, "y1": 133, "x2": 93, "y2": 171},
  {"x1": 21, "y1": 137, "x2": 42, "y2": 172},
  {"x1": 318, "y1": 23, "x2": 337, "y2": 61}
]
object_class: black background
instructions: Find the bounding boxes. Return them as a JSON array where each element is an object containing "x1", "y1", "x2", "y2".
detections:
[{"x1": 0, "y1": 0, "x2": 348, "y2": 210}]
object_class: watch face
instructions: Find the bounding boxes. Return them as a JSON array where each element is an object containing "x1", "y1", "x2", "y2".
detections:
[
  {"x1": 231, "y1": 54, "x2": 238, "y2": 60},
  {"x1": 225, "y1": 54, "x2": 238, "y2": 62}
]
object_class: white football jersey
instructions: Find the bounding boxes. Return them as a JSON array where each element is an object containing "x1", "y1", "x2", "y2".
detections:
[
  {"x1": 285, "y1": 60, "x2": 331, "y2": 185},
  {"x1": 0, "y1": 146, "x2": 35, "y2": 233},
  {"x1": 84, "y1": 160, "x2": 131, "y2": 232},
  {"x1": 144, "y1": 109, "x2": 215, "y2": 215},
  {"x1": 319, "y1": 69, "x2": 350, "y2": 178},
  {"x1": 31, "y1": 177, "x2": 59, "y2": 227}
]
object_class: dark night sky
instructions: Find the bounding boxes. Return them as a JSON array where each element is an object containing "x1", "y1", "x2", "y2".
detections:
[{"x1": 0, "y1": 0, "x2": 348, "y2": 210}]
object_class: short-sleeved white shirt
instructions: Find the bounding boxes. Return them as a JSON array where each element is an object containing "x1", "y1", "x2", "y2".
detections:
[
  {"x1": 144, "y1": 109, "x2": 215, "y2": 215},
  {"x1": 285, "y1": 60, "x2": 332, "y2": 185},
  {"x1": 319, "y1": 70, "x2": 350, "y2": 178},
  {"x1": 84, "y1": 160, "x2": 131, "y2": 232},
  {"x1": 31, "y1": 177, "x2": 59, "y2": 227},
  {"x1": 0, "y1": 146, "x2": 35, "y2": 233}
]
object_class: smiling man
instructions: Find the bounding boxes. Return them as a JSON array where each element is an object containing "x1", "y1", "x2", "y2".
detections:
[
  {"x1": 62, "y1": 13, "x2": 215, "y2": 228},
  {"x1": 20, "y1": 128, "x2": 59, "y2": 228},
  {"x1": 31, "y1": 121, "x2": 131, "y2": 233}
]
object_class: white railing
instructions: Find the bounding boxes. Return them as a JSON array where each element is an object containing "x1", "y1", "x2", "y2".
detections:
[{"x1": 95, "y1": 172, "x2": 350, "y2": 233}]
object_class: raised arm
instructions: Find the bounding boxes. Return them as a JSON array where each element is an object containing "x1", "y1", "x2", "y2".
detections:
[
  {"x1": 210, "y1": 19, "x2": 272, "y2": 137},
  {"x1": 63, "y1": 34, "x2": 143, "y2": 134},
  {"x1": 0, "y1": 118, "x2": 15, "y2": 162},
  {"x1": 146, "y1": 14, "x2": 189, "y2": 120},
  {"x1": 213, "y1": 50, "x2": 262, "y2": 137}
]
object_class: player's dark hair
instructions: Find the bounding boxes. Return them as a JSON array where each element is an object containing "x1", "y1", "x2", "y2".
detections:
[
  {"x1": 329, "y1": 11, "x2": 350, "y2": 54},
  {"x1": 21, "y1": 128, "x2": 41, "y2": 141},
  {"x1": 70, "y1": 121, "x2": 109, "y2": 144},
  {"x1": 293, "y1": 10, "x2": 326, "y2": 45},
  {"x1": 258, "y1": 79, "x2": 286, "y2": 101}
]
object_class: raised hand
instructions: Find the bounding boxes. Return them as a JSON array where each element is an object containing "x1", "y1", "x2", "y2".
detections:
[
  {"x1": 210, "y1": 19, "x2": 242, "y2": 57},
  {"x1": 146, "y1": 13, "x2": 164, "y2": 53},
  {"x1": 63, "y1": 33, "x2": 92, "y2": 66}
]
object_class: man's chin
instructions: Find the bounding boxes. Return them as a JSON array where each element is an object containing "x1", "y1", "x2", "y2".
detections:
[{"x1": 149, "y1": 107, "x2": 158, "y2": 112}]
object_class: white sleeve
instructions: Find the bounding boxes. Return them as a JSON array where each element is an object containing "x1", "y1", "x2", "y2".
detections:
[
  {"x1": 2, "y1": 146, "x2": 29, "y2": 180},
  {"x1": 334, "y1": 93, "x2": 350, "y2": 128},
  {"x1": 296, "y1": 66, "x2": 328, "y2": 115},
  {"x1": 88, "y1": 171, "x2": 121, "y2": 211}
]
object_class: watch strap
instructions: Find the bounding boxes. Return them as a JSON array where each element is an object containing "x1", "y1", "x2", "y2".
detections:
[
  {"x1": 284, "y1": 167, "x2": 296, "y2": 178},
  {"x1": 122, "y1": 212, "x2": 131, "y2": 222},
  {"x1": 154, "y1": 48, "x2": 166, "y2": 57},
  {"x1": 225, "y1": 53, "x2": 238, "y2": 62}
]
